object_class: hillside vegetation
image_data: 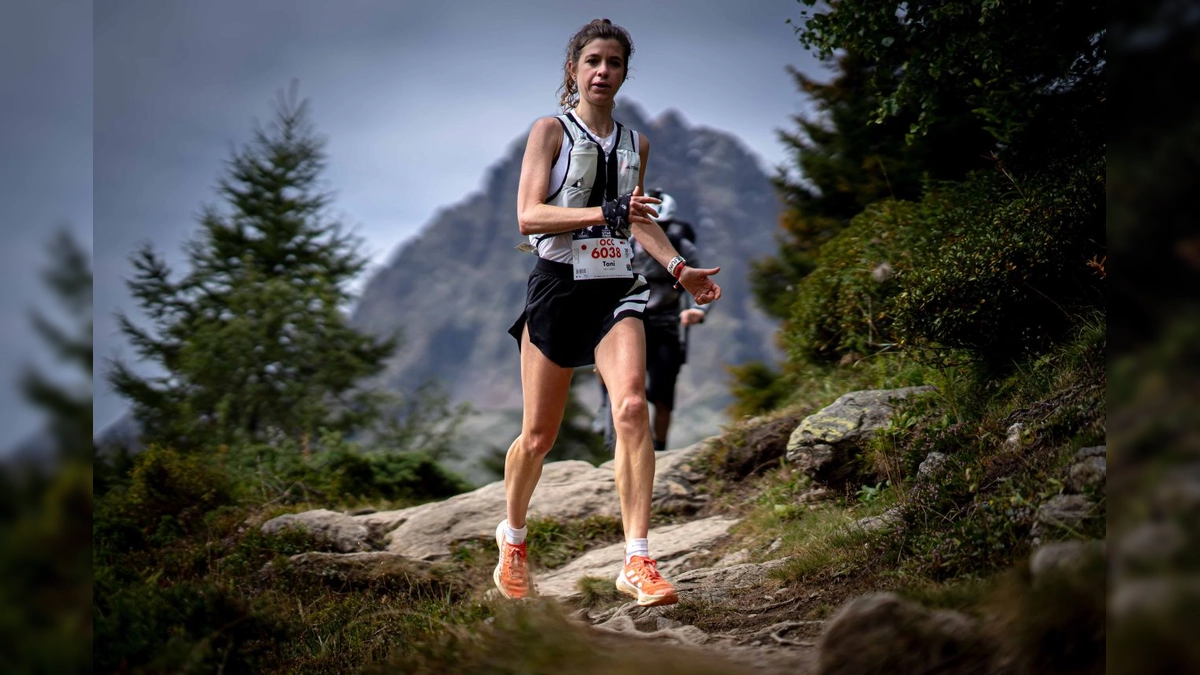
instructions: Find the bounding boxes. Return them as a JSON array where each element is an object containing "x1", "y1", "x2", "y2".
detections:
[{"x1": 58, "y1": 2, "x2": 1137, "y2": 673}]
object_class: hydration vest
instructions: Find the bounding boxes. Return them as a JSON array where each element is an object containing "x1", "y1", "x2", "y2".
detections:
[{"x1": 527, "y1": 112, "x2": 641, "y2": 263}]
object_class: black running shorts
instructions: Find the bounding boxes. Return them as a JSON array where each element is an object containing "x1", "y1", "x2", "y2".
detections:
[
  {"x1": 644, "y1": 319, "x2": 684, "y2": 409},
  {"x1": 509, "y1": 258, "x2": 649, "y2": 368}
]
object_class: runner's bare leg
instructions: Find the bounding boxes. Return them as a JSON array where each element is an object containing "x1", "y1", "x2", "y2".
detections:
[
  {"x1": 505, "y1": 325, "x2": 573, "y2": 528},
  {"x1": 595, "y1": 317, "x2": 654, "y2": 540}
]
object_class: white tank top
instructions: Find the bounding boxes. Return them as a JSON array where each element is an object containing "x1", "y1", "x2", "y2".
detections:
[{"x1": 532, "y1": 111, "x2": 641, "y2": 264}]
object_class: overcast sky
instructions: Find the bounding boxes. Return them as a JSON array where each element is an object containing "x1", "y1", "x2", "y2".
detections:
[
  {"x1": 0, "y1": 1, "x2": 93, "y2": 456},
  {"x1": 1, "y1": 0, "x2": 833, "y2": 451}
]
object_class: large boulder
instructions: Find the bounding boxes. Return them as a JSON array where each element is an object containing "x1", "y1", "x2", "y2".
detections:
[
  {"x1": 1029, "y1": 540, "x2": 1106, "y2": 584},
  {"x1": 786, "y1": 386, "x2": 935, "y2": 485},
  {"x1": 670, "y1": 557, "x2": 792, "y2": 604},
  {"x1": 599, "y1": 437, "x2": 714, "y2": 515},
  {"x1": 261, "y1": 509, "x2": 376, "y2": 553},
  {"x1": 816, "y1": 592, "x2": 982, "y2": 675}
]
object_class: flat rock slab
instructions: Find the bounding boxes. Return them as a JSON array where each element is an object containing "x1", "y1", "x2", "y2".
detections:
[
  {"x1": 261, "y1": 508, "x2": 375, "y2": 553},
  {"x1": 374, "y1": 460, "x2": 620, "y2": 560},
  {"x1": 262, "y1": 443, "x2": 713, "y2": 561},
  {"x1": 536, "y1": 515, "x2": 740, "y2": 599},
  {"x1": 673, "y1": 557, "x2": 793, "y2": 603}
]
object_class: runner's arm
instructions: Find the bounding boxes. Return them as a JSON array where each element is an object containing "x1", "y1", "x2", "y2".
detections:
[
  {"x1": 631, "y1": 135, "x2": 722, "y2": 305},
  {"x1": 517, "y1": 117, "x2": 630, "y2": 236}
]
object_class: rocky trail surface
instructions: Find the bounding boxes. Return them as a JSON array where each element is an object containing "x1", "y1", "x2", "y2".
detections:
[
  {"x1": 265, "y1": 438, "x2": 822, "y2": 672},
  {"x1": 262, "y1": 387, "x2": 1120, "y2": 674}
]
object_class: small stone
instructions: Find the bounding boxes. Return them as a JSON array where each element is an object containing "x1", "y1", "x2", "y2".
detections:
[
  {"x1": 917, "y1": 452, "x2": 948, "y2": 481},
  {"x1": 1006, "y1": 422, "x2": 1027, "y2": 448},
  {"x1": 1035, "y1": 494, "x2": 1091, "y2": 528},
  {"x1": 716, "y1": 548, "x2": 750, "y2": 568},
  {"x1": 666, "y1": 481, "x2": 690, "y2": 497},
  {"x1": 1068, "y1": 456, "x2": 1106, "y2": 495},
  {"x1": 1110, "y1": 577, "x2": 1200, "y2": 620},
  {"x1": 854, "y1": 507, "x2": 903, "y2": 534},
  {"x1": 799, "y1": 487, "x2": 832, "y2": 503},
  {"x1": 655, "y1": 617, "x2": 683, "y2": 631},
  {"x1": 1029, "y1": 540, "x2": 1104, "y2": 582},
  {"x1": 1152, "y1": 464, "x2": 1200, "y2": 519}
]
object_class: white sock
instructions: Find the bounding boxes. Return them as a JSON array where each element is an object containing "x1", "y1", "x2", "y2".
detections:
[
  {"x1": 502, "y1": 520, "x2": 527, "y2": 545},
  {"x1": 625, "y1": 538, "x2": 649, "y2": 564}
]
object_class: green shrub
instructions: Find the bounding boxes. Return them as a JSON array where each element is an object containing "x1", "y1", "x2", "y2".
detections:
[
  {"x1": 117, "y1": 444, "x2": 234, "y2": 532},
  {"x1": 726, "y1": 360, "x2": 793, "y2": 418},
  {"x1": 894, "y1": 159, "x2": 1105, "y2": 363},
  {"x1": 786, "y1": 199, "x2": 922, "y2": 362},
  {"x1": 93, "y1": 575, "x2": 281, "y2": 674},
  {"x1": 227, "y1": 431, "x2": 471, "y2": 507},
  {"x1": 0, "y1": 462, "x2": 93, "y2": 673},
  {"x1": 782, "y1": 158, "x2": 1104, "y2": 368}
]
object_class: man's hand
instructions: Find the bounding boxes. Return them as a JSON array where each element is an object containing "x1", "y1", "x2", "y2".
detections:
[{"x1": 680, "y1": 309, "x2": 706, "y2": 326}]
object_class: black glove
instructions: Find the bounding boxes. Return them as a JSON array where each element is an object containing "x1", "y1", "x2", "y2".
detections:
[{"x1": 601, "y1": 193, "x2": 632, "y2": 237}]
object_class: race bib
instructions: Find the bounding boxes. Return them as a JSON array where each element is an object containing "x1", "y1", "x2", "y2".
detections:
[{"x1": 571, "y1": 235, "x2": 634, "y2": 280}]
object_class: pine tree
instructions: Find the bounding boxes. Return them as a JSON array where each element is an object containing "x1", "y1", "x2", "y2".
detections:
[
  {"x1": 108, "y1": 84, "x2": 394, "y2": 450},
  {"x1": 0, "y1": 229, "x2": 94, "y2": 672},
  {"x1": 20, "y1": 229, "x2": 93, "y2": 462}
]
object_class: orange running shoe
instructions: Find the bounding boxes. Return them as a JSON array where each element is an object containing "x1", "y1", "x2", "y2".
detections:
[
  {"x1": 616, "y1": 555, "x2": 679, "y2": 606},
  {"x1": 493, "y1": 523, "x2": 532, "y2": 600}
]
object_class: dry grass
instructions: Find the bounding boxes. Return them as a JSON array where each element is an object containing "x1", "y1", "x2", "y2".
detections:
[{"x1": 370, "y1": 600, "x2": 758, "y2": 675}]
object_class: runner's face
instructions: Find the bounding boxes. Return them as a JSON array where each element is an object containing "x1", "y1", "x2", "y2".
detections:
[{"x1": 572, "y1": 38, "x2": 625, "y2": 106}]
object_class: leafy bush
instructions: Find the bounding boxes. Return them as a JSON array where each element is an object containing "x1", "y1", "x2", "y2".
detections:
[
  {"x1": 0, "y1": 462, "x2": 93, "y2": 673},
  {"x1": 726, "y1": 360, "x2": 793, "y2": 418},
  {"x1": 783, "y1": 158, "x2": 1104, "y2": 367},
  {"x1": 92, "y1": 449, "x2": 476, "y2": 675},
  {"x1": 93, "y1": 575, "x2": 280, "y2": 674},
  {"x1": 894, "y1": 159, "x2": 1105, "y2": 363},
  {"x1": 228, "y1": 431, "x2": 471, "y2": 507},
  {"x1": 786, "y1": 199, "x2": 922, "y2": 362},
  {"x1": 866, "y1": 321, "x2": 1105, "y2": 581},
  {"x1": 112, "y1": 444, "x2": 234, "y2": 533}
]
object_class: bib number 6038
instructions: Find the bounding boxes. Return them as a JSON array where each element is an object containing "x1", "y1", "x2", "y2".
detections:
[{"x1": 591, "y1": 246, "x2": 623, "y2": 259}]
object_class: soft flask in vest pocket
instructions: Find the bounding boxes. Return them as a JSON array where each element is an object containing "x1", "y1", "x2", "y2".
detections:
[{"x1": 559, "y1": 138, "x2": 600, "y2": 207}]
